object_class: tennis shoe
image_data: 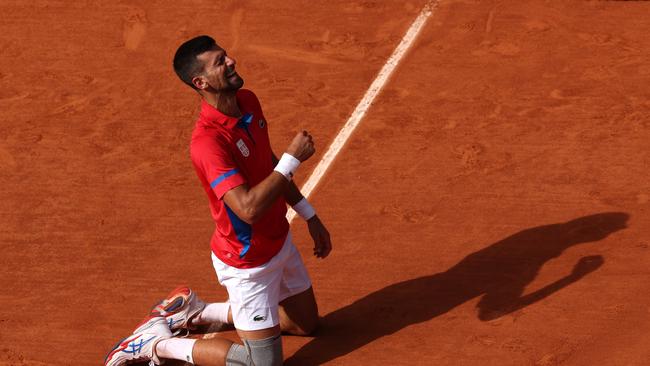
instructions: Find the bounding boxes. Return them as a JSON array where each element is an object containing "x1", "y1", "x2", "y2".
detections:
[
  {"x1": 104, "y1": 316, "x2": 171, "y2": 366},
  {"x1": 151, "y1": 286, "x2": 206, "y2": 332}
]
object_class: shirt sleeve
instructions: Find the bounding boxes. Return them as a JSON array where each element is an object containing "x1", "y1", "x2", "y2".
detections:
[{"x1": 192, "y1": 137, "x2": 247, "y2": 199}]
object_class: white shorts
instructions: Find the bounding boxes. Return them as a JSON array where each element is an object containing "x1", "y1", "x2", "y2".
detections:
[{"x1": 211, "y1": 232, "x2": 312, "y2": 331}]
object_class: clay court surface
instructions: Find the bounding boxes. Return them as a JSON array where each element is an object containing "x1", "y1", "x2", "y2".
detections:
[{"x1": 2, "y1": 0, "x2": 650, "y2": 365}]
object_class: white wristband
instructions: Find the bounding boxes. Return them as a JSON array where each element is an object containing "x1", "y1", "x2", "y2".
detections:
[
  {"x1": 274, "y1": 153, "x2": 300, "y2": 181},
  {"x1": 293, "y1": 198, "x2": 316, "y2": 221}
]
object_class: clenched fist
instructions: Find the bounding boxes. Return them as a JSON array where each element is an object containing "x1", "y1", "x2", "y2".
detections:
[{"x1": 286, "y1": 130, "x2": 315, "y2": 162}]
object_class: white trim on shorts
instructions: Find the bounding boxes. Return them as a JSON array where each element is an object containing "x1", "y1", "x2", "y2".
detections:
[{"x1": 211, "y1": 232, "x2": 312, "y2": 331}]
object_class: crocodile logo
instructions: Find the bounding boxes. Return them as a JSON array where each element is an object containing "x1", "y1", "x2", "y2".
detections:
[{"x1": 253, "y1": 315, "x2": 266, "y2": 322}]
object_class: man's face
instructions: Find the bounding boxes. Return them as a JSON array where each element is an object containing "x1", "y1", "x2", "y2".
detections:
[{"x1": 194, "y1": 46, "x2": 244, "y2": 92}]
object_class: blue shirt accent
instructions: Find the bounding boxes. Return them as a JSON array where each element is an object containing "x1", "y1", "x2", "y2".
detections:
[
  {"x1": 237, "y1": 113, "x2": 256, "y2": 144},
  {"x1": 224, "y1": 204, "x2": 252, "y2": 258},
  {"x1": 210, "y1": 169, "x2": 239, "y2": 189},
  {"x1": 237, "y1": 113, "x2": 254, "y2": 128}
]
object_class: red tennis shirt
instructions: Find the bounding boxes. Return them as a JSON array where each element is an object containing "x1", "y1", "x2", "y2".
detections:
[{"x1": 190, "y1": 89, "x2": 289, "y2": 268}]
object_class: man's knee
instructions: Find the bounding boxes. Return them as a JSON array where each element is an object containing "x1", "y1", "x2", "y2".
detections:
[
  {"x1": 225, "y1": 335, "x2": 283, "y2": 366},
  {"x1": 279, "y1": 290, "x2": 319, "y2": 336},
  {"x1": 285, "y1": 315, "x2": 318, "y2": 336}
]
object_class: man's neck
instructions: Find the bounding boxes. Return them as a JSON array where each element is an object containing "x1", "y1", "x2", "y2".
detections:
[{"x1": 203, "y1": 90, "x2": 241, "y2": 118}]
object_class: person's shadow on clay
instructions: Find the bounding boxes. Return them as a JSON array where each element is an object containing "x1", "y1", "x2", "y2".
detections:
[{"x1": 286, "y1": 212, "x2": 629, "y2": 365}]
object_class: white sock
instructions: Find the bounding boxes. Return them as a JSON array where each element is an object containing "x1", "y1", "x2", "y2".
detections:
[
  {"x1": 192, "y1": 302, "x2": 231, "y2": 325},
  {"x1": 156, "y1": 338, "x2": 196, "y2": 364}
]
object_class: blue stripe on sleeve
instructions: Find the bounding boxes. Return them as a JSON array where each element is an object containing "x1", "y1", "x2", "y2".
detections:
[
  {"x1": 224, "y1": 204, "x2": 252, "y2": 258},
  {"x1": 210, "y1": 169, "x2": 239, "y2": 189}
]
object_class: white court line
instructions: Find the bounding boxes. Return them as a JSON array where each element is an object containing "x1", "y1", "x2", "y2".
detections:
[{"x1": 287, "y1": 0, "x2": 438, "y2": 223}]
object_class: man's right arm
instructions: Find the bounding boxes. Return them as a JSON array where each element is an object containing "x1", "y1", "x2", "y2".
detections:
[{"x1": 223, "y1": 131, "x2": 315, "y2": 224}]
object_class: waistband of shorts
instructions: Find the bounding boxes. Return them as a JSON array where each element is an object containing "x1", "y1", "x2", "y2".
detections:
[{"x1": 211, "y1": 232, "x2": 292, "y2": 275}]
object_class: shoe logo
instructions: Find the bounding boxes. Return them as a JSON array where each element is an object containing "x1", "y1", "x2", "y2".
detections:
[
  {"x1": 167, "y1": 318, "x2": 182, "y2": 329},
  {"x1": 253, "y1": 315, "x2": 266, "y2": 322},
  {"x1": 236, "y1": 139, "x2": 250, "y2": 157},
  {"x1": 124, "y1": 335, "x2": 156, "y2": 355}
]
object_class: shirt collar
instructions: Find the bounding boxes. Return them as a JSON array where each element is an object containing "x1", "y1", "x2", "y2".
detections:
[{"x1": 199, "y1": 96, "x2": 253, "y2": 130}]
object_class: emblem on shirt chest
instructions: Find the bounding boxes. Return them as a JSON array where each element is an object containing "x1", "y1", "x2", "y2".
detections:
[
  {"x1": 236, "y1": 138, "x2": 250, "y2": 157},
  {"x1": 258, "y1": 119, "x2": 266, "y2": 128}
]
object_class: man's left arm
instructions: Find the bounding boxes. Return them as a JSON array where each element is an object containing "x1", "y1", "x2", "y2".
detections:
[{"x1": 273, "y1": 153, "x2": 332, "y2": 259}]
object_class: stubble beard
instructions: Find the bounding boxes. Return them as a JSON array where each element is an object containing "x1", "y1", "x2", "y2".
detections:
[{"x1": 227, "y1": 73, "x2": 244, "y2": 91}]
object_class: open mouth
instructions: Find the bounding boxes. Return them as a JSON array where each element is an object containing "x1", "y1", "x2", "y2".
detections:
[{"x1": 226, "y1": 69, "x2": 237, "y2": 78}]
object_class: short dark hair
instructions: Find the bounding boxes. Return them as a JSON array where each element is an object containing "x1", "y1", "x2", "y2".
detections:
[{"x1": 173, "y1": 35, "x2": 217, "y2": 89}]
